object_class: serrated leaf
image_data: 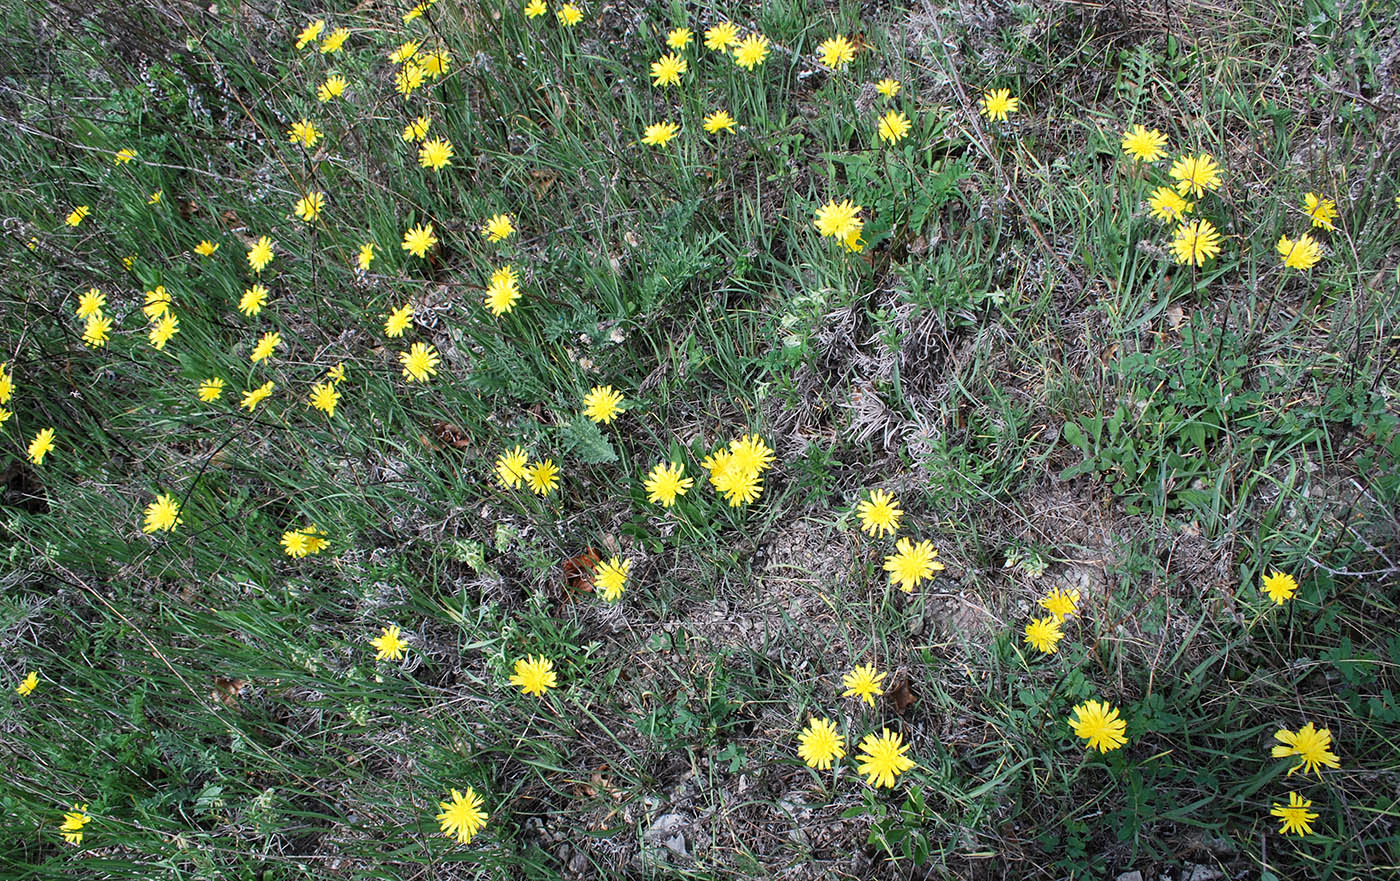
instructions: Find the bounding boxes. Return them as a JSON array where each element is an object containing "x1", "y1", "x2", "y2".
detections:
[{"x1": 560, "y1": 416, "x2": 617, "y2": 465}]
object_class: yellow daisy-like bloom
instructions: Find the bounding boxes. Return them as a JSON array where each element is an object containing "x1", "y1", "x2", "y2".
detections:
[
  {"x1": 1147, "y1": 186, "x2": 1193, "y2": 223},
  {"x1": 1271, "y1": 792, "x2": 1319, "y2": 837},
  {"x1": 436, "y1": 788, "x2": 488, "y2": 845},
  {"x1": 524, "y1": 0, "x2": 547, "y2": 19},
  {"x1": 797, "y1": 717, "x2": 846, "y2": 770},
  {"x1": 1023, "y1": 616, "x2": 1065, "y2": 654},
  {"x1": 732, "y1": 34, "x2": 770, "y2": 70},
  {"x1": 295, "y1": 19, "x2": 325, "y2": 49},
  {"x1": 510, "y1": 655, "x2": 558, "y2": 696},
  {"x1": 287, "y1": 119, "x2": 321, "y2": 149},
  {"x1": 250, "y1": 331, "x2": 281, "y2": 364},
  {"x1": 142, "y1": 492, "x2": 183, "y2": 533},
  {"x1": 495, "y1": 446, "x2": 529, "y2": 489},
  {"x1": 703, "y1": 109, "x2": 737, "y2": 134},
  {"x1": 198, "y1": 378, "x2": 224, "y2": 401},
  {"x1": 143, "y1": 285, "x2": 172, "y2": 319},
  {"x1": 241, "y1": 380, "x2": 275, "y2": 412},
  {"x1": 81, "y1": 314, "x2": 111, "y2": 348},
  {"x1": 293, "y1": 191, "x2": 325, "y2": 223},
  {"x1": 148, "y1": 190, "x2": 162, "y2": 205},
  {"x1": 818, "y1": 35, "x2": 856, "y2": 69},
  {"x1": 666, "y1": 27, "x2": 693, "y2": 50},
  {"x1": 556, "y1": 3, "x2": 582, "y2": 26},
  {"x1": 357, "y1": 242, "x2": 375, "y2": 271},
  {"x1": 650, "y1": 52, "x2": 688, "y2": 87},
  {"x1": 395, "y1": 63, "x2": 425, "y2": 96},
  {"x1": 76, "y1": 287, "x2": 105, "y2": 318},
  {"x1": 876, "y1": 78, "x2": 900, "y2": 97},
  {"x1": 813, "y1": 198, "x2": 863, "y2": 242},
  {"x1": 0, "y1": 407, "x2": 10, "y2": 428},
  {"x1": 525, "y1": 459, "x2": 561, "y2": 496},
  {"x1": 308, "y1": 381, "x2": 340, "y2": 418},
  {"x1": 27, "y1": 428, "x2": 55, "y2": 465},
  {"x1": 402, "y1": 116, "x2": 431, "y2": 142},
  {"x1": 717, "y1": 434, "x2": 775, "y2": 479},
  {"x1": 841, "y1": 663, "x2": 886, "y2": 706},
  {"x1": 595, "y1": 556, "x2": 630, "y2": 601},
  {"x1": 1277, "y1": 233, "x2": 1323, "y2": 271},
  {"x1": 1302, "y1": 192, "x2": 1337, "y2": 230},
  {"x1": 16, "y1": 671, "x2": 38, "y2": 696},
  {"x1": 883, "y1": 537, "x2": 945, "y2": 592},
  {"x1": 713, "y1": 466, "x2": 762, "y2": 506},
  {"x1": 371, "y1": 625, "x2": 407, "y2": 661},
  {"x1": 1039, "y1": 586, "x2": 1080, "y2": 620},
  {"x1": 856, "y1": 489, "x2": 901, "y2": 538},
  {"x1": 390, "y1": 40, "x2": 421, "y2": 64},
  {"x1": 1272, "y1": 722, "x2": 1341, "y2": 777},
  {"x1": 0, "y1": 362, "x2": 10, "y2": 403},
  {"x1": 582, "y1": 385, "x2": 625, "y2": 424},
  {"x1": 482, "y1": 213, "x2": 515, "y2": 242},
  {"x1": 855, "y1": 728, "x2": 917, "y2": 788},
  {"x1": 239, "y1": 283, "x2": 269, "y2": 317},
  {"x1": 320, "y1": 27, "x2": 349, "y2": 53},
  {"x1": 59, "y1": 804, "x2": 91, "y2": 845},
  {"x1": 1120, "y1": 124, "x2": 1168, "y2": 162},
  {"x1": 421, "y1": 50, "x2": 451, "y2": 79},
  {"x1": 325, "y1": 363, "x2": 346, "y2": 383},
  {"x1": 484, "y1": 265, "x2": 522, "y2": 316},
  {"x1": 194, "y1": 240, "x2": 219, "y2": 257},
  {"x1": 1170, "y1": 219, "x2": 1222, "y2": 267},
  {"x1": 317, "y1": 75, "x2": 347, "y2": 102},
  {"x1": 385, "y1": 304, "x2": 413, "y2": 338},
  {"x1": 877, "y1": 109, "x2": 912, "y2": 144},
  {"x1": 402, "y1": 223, "x2": 437, "y2": 258},
  {"x1": 704, "y1": 22, "x2": 739, "y2": 51},
  {"x1": 644, "y1": 461, "x2": 694, "y2": 507},
  {"x1": 1069, "y1": 699, "x2": 1128, "y2": 752},
  {"x1": 402, "y1": 0, "x2": 435, "y2": 23},
  {"x1": 418, "y1": 138, "x2": 454, "y2": 170},
  {"x1": 400, "y1": 342, "x2": 441, "y2": 383},
  {"x1": 980, "y1": 88, "x2": 1018, "y2": 122},
  {"x1": 148, "y1": 313, "x2": 179, "y2": 350},
  {"x1": 1169, "y1": 153, "x2": 1222, "y2": 198},
  {"x1": 66, "y1": 205, "x2": 90, "y2": 227},
  {"x1": 247, "y1": 236, "x2": 274, "y2": 273},
  {"x1": 280, "y1": 524, "x2": 327, "y2": 558},
  {"x1": 114, "y1": 148, "x2": 136, "y2": 164},
  {"x1": 642, "y1": 121, "x2": 679, "y2": 147},
  {"x1": 1261, "y1": 570, "x2": 1298, "y2": 605}
]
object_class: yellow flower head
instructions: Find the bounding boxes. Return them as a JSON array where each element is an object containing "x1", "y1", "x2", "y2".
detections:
[
  {"x1": 797, "y1": 717, "x2": 845, "y2": 770},
  {"x1": 241, "y1": 381, "x2": 275, "y2": 412},
  {"x1": 1038, "y1": 586, "x2": 1080, "y2": 620},
  {"x1": 357, "y1": 242, "x2": 375, "y2": 271},
  {"x1": 1261, "y1": 570, "x2": 1298, "y2": 605},
  {"x1": 403, "y1": 116, "x2": 431, "y2": 142},
  {"x1": 400, "y1": 342, "x2": 441, "y2": 382},
  {"x1": 293, "y1": 191, "x2": 325, "y2": 223},
  {"x1": 148, "y1": 190, "x2": 163, "y2": 205},
  {"x1": 1271, "y1": 792, "x2": 1319, "y2": 837},
  {"x1": 813, "y1": 199, "x2": 863, "y2": 242},
  {"x1": 883, "y1": 537, "x2": 945, "y2": 592},
  {"x1": 402, "y1": 223, "x2": 438, "y2": 258},
  {"x1": 841, "y1": 663, "x2": 886, "y2": 706},
  {"x1": 81, "y1": 314, "x2": 111, "y2": 348},
  {"x1": 198, "y1": 378, "x2": 225, "y2": 402},
  {"x1": 280, "y1": 523, "x2": 327, "y2": 558},
  {"x1": 317, "y1": 75, "x2": 347, "y2": 103},
  {"x1": 295, "y1": 19, "x2": 325, "y2": 49},
  {"x1": 247, "y1": 236, "x2": 274, "y2": 273},
  {"x1": 194, "y1": 240, "x2": 219, "y2": 257},
  {"x1": 1272, "y1": 722, "x2": 1341, "y2": 777},
  {"x1": 495, "y1": 446, "x2": 529, "y2": 489},
  {"x1": 980, "y1": 88, "x2": 1018, "y2": 122},
  {"x1": 239, "y1": 283, "x2": 269, "y2": 317},
  {"x1": 482, "y1": 213, "x2": 515, "y2": 243},
  {"x1": 594, "y1": 556, "x2": 630, "y2": 601},
  {"x1": 855, "y1": 728, "x2": 916, "y2": 787},
  {"x1": 651, "y1": 53, "x2": 688, "y2": 87},
  {"x1": 1147, "y1": 186, "x2": 1193, "y2": 223},
  {"x1": 308, "y1": 381, "x2": 340, "y2": 418},
  {"x1": 1302, "y1": 192, "x2": 1337, "y2": 230},
  {"x1": 1120, "y1": 124, "x2": 1168, "y2": 162},
  {"x1": 877, "y1": 109, "x2": 912, "y2": 145},
  {"x1": 703, "y1": 109, "x2": 737, "y2": 134},
  {"x1": 114, "y1": 148, "x2": 137, "y2": 164},
  {"x1": 436, "y1": 788, "x2": 488, "y2": 845},
  {"x1": 395, "y1": 63, "x2": 425, "y2": 96},
  {"x1": 1170, "y1": 219, "x2": 1223, "y2": 266},
  {"x1": 642, "y1": 121, "x2": 680, "y2": 148},
  {"x1": 856, "y1": 489, "x2": 901, "y2": 537},
  {"x1": 76, "y1": 287, "x2": 105, "y2": 318},
  {"x1": 142, "y1": 492, "x2": 183, "y2": 534},
  {"x1": 666, "y1": 27, "x2": 693, "y2": 50},
  {"x1": 148, "y1": 313, "x2": 179, "y2": 350},
  {"x1": 250, "y1": 331, "x2": 281, "y2": 364},
  {"x1": 525, "y1": 459, "x2": 560, "y2": 496},
  {"x1": 644, "y1": 461, "x2": 694, "y2": 507},
  {"x1": 371, "y1": 625, "x2": 407, "y2": 661},
  {"x1": 1069, "y1": 699, "x2": 1127, "y2": 752},
  {"x1": 1023, "y1": 616, "x2": 1065, "y2": 654},
  {"x1": 385, "y1": 303, "x2": 413, "y2": 338},
  {"x1": 484, "y1": 265, "x2": 522, "y2": 316},
  {"x1": 732, "y1": 33, "x2": 770, "y2": 70},
  {"x1": 418, "y1": 138, "x2": 454, "y2": 170},
  {"x1": 143, "y1": 285, "x2": 172, "y2": 319},
  {"x1": 509, "y1": 655, "x2": 558, "y2": 696},
  {"x1": 59, "y1": 804, "x2": 91, "y2": 845},
  {"x1": 421, "y1": 50, "x2": 451, "y2": 79},
  {"x1": 818, "y1": 35, "x2": 856, "y2": 69},
  {"x1": 704, "y1": 22, "x2": 740, "y2": 51},
  {"x1": 1277, "y1": 233, "x2": 1323, "y2": 271},
  {"x1": 16, "y1": 671, "x2": 38, "y2": 696},
  {"x1": 390, "y1": 40, "x2": 421, "y2": 64},
  {"x1": 1169, "y1": 153, "x2": 1223, "y2": 198},
  {"x1": 582, "y1": 385, "x2": 625, "y2": 424},
  {"x1": 321, "y1": 27, "x2": 350, "y2": 53},
  {"x1": 556, "y1": 3, "x2": 582, "y2": 26},
  {"x1": 66, "y1": 205, "x2": 90, "y2": 227},
  {"x1": 876, "y1": 78, "x2": 900, "y2": 97},
  {"x1": 524, "y1": 0, "x2": 547, "y2": 18},
  {"x1": 287, "y1": 119, "x2": 321, "y2": 149}
]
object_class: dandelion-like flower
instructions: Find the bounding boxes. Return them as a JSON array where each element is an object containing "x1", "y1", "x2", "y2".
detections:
[
  {"x1": 371, "y1": 625, "x2": 407, "y2": 661},
  {"x1": 703, "y1": 109, "x2": 737, "y2": 134},
  {"x1": 250, "y1": 331, "x2": 281, "y2": 364},
  {"x1": 198, "y1": 378, "x2": 225, "y2": 402},
  {"x1": 357, "y1": 243, "x2": 375, "y2": 271},
  {"x1": 510, "y1": 655, "x2": 558, "y2": 696},
  {"x1": 877, "y1": 110, "x2": 912, "y2": 144},
  {"x1": 294, "y1": 192, "x2": 325, "y2": 223},
  {"x1": 317, "y1": 75, "x2": 347, "y2": 102},
  {"x1": 732, "y1": 34, "x2": 770, "y2": 70},
  {"x1": 1069, "y1": 699, "x2": 1128, "y2": 752},
  {"x1": 645, "y1": 461, "x2": 694, "y2": 506},
  {"x1": 524, "y1": 0, "x2": 547, "y2": 18},
  {"x1": 239, "y1": 284, "x2": 269, "y2": 317},
  {"x1": 396, "y1": 64, "x2": 425, "y2": 96},
  {"x1": 436, "y1": 788, "x2": 488, "y2": 845},
  {"x1": 1120, "y1": 124, "x2": 1168, "y2": 162},
  {"x1": 496, "y1": 446, "x2": 529, "y2": 489},
  {"x1": 385, "y1": 304, "x2": 413, "y2": 338},
  {"x1": 59, "y1": 804, "x2": 90, "y2": 845},
  {"x1": 650, "y1": 53, "x2": 688, "y2": 87},
  {"x1": 1272, "y1": 722, "x2": 1340, "y2": 777},
  {"x1": 241, "y1": 381, "x2": 275, "y2": 412},
  {"x1": 704, "y1": 22, "x2": 739, "y2": 51},
  {"x1": 855, "y1": 728, "x2": 916, "y2": 787},
  {"x1": 76, "y1": 288, "x2": 105, "y2": 318},
  {"x1": 402, "y1": 116, "x2": 431, "y2": 142},
  {"x1": 883, "y1": 537, "x2": 945, "y2": 592},
  {"x1": 484, "y1": 265, "x2": 522, "y2": 316},
  {"x1": 418, "y1": 138, "x2": 454, "y2": 170},
  {"x1": 143, "y1": 285, "x2": 172, "y2": 319},
  {"x1": 1024, "y1": 616, "x2": 1065, "y2": 654},
  {"x1": 666, "y1": 27, "x2": 692, "y2": 50},
  {"x1": 295, "y1": 19, "x2": 324, "y2": 49},
  {"x1": 642, "y1": 121, "x2": 679, "y2": 147},
  {"x1": 595, "y1": 556, "x2": 630, "y2": 601},
  {"x1": 1147, "y1": 186, "x2": 1193, "y2": 223},
  {"x1": 582, "y1": 385, "x2": 626, "y2": 424},
  {"x1": 66, "y1": 205, "x2": 90, "y2": 227},
  {"x1": 1261, "y1": 570, "x2": 1298, "y2": 605},
  {"x1": 482, "y1": 213, "x2": 515, "y2": 242},
  {"x1": 841, "y1": 663, "x2": 886, "y2": 706},
  {"x1": 818, "y1": 35, "x2": 855, "y2": 69},
  {"x1": 402, "y1": 223, "x2": 437, "y2": 258},
  {"x1": 856, "y1": 489, "x2": 901, "y2": 538},
  {"x1": 1302, "y1": 192, "x2": 1337, "y2": 230},
  {"x1": 1170, "y1": 219, "x2": 1222, "y2": 266},
  {"x1": 525, "y1": 459, "x2": 560, "y2": 496},
  {"x1": 1039, "y1": 586, "x2": 1080, "y2": 620},
  {"x1": 281, "y1": 524, "x2": 328, "y2": 558},
  {"x1": 247, "y1": 237, "x2": 274, "y2": 273},
  {"x1": 797, "y1": 717, "x2": 845, "y2": 770},
  {"x1": 1169, "y1": 153, "x2": 1222, "y2": 198},
  {"x1": 194, "y1": 240, "x2": 219, "y2": 257},
  {"x1": 1277, "y1": 234, "x2": 1322, "y2": 271},
  {"x1": 321, "y1": 28, "x2": 349, "y2": 53},
  {"x1": 309, "y1": 382, "x2": 340, "y2": 418},
  {"x1": 148, "y1": 190, "x2": 163, "y2": 205},
  {"x1": 980, "y1": 88, "x2": 1018, "y2": 122},
  {"x1": 421, "y1": 50, "x2": 451, "y2": 79},
  {"x1": 81, "y1": 314, "x2": 111, "y2": 348},
  {"x1": 148, "y1": 313, "x2": 179, "y2": 350},
  {"x1": 556, "y1": 3, "x2": 582, "y2": 26},
  {"x1": 813, "y1": 199, "x2": 863, "y2": 242},
  {"x1": 288, "y1": 119, "x2": 321, "y2": 149},
  {"x1": 114, "y1": 148, "x2": 136, "y2": 164},
  {"x1": 1271, "y1": 792, "x2": 1319, "y2": 837},
  {"x1": 16, "y1": 671, "x2": 38, "y2": 696},
  {"x1": 142, "y1": 492, "x2": 183, "y2": 533},
  {"x1": 400, "y1": 342, "x2": 441, "y2": 382},
  {"x1": 876, "y1": 78, "x2": 900, "y2": 97}
]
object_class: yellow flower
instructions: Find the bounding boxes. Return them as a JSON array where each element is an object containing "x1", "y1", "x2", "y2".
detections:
[
  {"x1": 856, "y1": 489, "x2": 901, "y2": 538},
  {"x1": 813, "y1": 198, "x2": 863, "y2": 242},
  {"x1": 400, "y1": 342, "x2": 441, "y2": 382},
  {"x1": 27, "y1": 429, "x2": 55, "y2": 465},
  {"x1": 0, "y1": 407, "x2": 11, "y2": 427},
  {"x1": 421, "y1": 50, "x2": 451, "y2": 79},
  {"x1": 326, "y1": 363, "x2": 346, "y2": 382},
  {"x1": 148, "y1": 313, "x2": 179, "y2": 350},
  {"x1": 295, "y1": 19, "x2": 325, "y2": 49},
  {"x1": 281, "y1": 524, "x2": 328, "y2": 558},
  {"x1": 1120, "y1": 124, "x2": 1168, "y2": 162},
  {"x1": 418, "y1": 138, "x2": 454, "y2": 170},
  {"x1": 308, "y1": 381, "x2": 340, "y2": 418},
  {"x1": 1272, "y1": 722, "x2": 1341, "y2": 777},
  {"x1": 1147, "y1": 186, "x2": 1192, "y2": 223},
  {"x1": 980, "y1": 88, "x2": 1018, "y2": 122},
  {"x1": 525, "y1": 459, "x2": 560, "y2": 496},
  {"x1": 883, "y1": 537, "x2": 945, "y2": 592},
  {"x1": 1277, "y1": 233, "x2": 1323, "y2": 271},
  {"x1": 510, "y1": 655, "x2": 558, "y2": 696},
  {"x1": 1069, "y1": 699, "x2": 1128, "y2": 752},
  {"x1": 0, "y1": 362, "x2": 10, "y2": 404},
  {"x1": 143, "y1": 285, "x2": 172, "y2": 319},
  {"x1": 595, "y1": 556, "x2": 630, "y2": 601},
  {"x1": 148, "y1": 190, "x2": 162, "y2": 205},
  {"x1": 142, "y1": 492, "x2": 183, "y2": 533},
  {"x1": 250, "y1": 331, "x2": 281, "y2": 364},
  {"x1": 317, "y1": 75, "x2": 347, "y2": 102},
  {"x1": 247, "y1": 236, "x2": 274, "y2": 272},
  {"x1": 876, "y1": 78, "x2": 900, "y2": 97},
  {"x1": 385, "y1": 304, "x2": 413, "y2": 338},
  {"x1": 81, "y1": 314, "x2": 111, "y2": 348},
  {"x1": 287, "y1": 119, "x2": 321, "y2": 149},
  {"x1": 395, "y1": 63, "x2": 425, "y2": 96},
  {"x1": 642, "y1": 121, "x2": 680, "y2": 148},
  {"x1": 1170, "y1": 219, "x2": 1222, "y2": 266},
  {"x1": 403, "y1": 0, "x2": 436, "y2": 23},
  {"x1": 320, "y1": 27, "x2": 349, "y2": 53},
  {"x1": 877, "y1": 109, "x2": 912, "y2": 144},
  {"x1": 1038, "y1": 586, "x2": 1080, "y2": 620},
  {"x1": 582, "y1": 385, "x2": 625, "y2": 424},
  {"x1": 524, "y1": 0, "x2": 547, "y2": 19},
  {"x1": 114, "y1": 148, "x2": 137, "y2": 164},
  {"x1": 76, "y1": 287, "x2": 105, "y2": 318},
  {"x1": 1261, "y1": 570, "x2": 1298, "y2": 605},
  {"x1": 495, "y1": 446, "x2": 529, "y2": 489},
  {"x1": 556, "y1": 3, "x2": 582, "y2": 26},
  {"x1": 1169, "y1": 153, "x2": 1223, "y2": 198},
  {"x1": 482, "y1": 213, "x2": 515, "y2": 242},
  {"x1": 402, "y1": 116, "x2": 431, "y2": 142},
  {"x1": 841, "y1": 663, "x2": 885, "y2": 706},
  {"x1": 732, "y1": 33, "x2": 769, "y2": 70},
  {"x1": 797, "y1": 717, "x2": 845, "y2": 770},
  {"x1": 16, "y1": 671, "x2": 38, "y2": 696},
  {"x1": 436, "y1": 788, "x2": 488, "y2": 845},
  {"x1": 855, "y1": 728, "x2": 917, "y2": 788},
  {"x1": 703, "y1": 109, "x2": 737, "y2": 134},
  {"x1": 356, "y1": 242, "x2": 375, "y2": 271},
  {"x1": 66, "y1": 205, "x2": 90, "y2": 227},
  {"x1": 666, "y1": 27, "x2": 693, "y2": 50},
  {"x1": 194, "y1": 239, "x2": 219, "y2": 257},
  {"x1": 1302, "y1": 192, "x2": 1337, "y2": 230},
  {"x1": 198, "y1": 378, "x2": 225, "y2": 401},
  {"x1": 372, "y1": 625, "x2": 407, "y2": 661},
  {"x1": 1023, "y1": 616, "x2": 1065, "y2": 654},
  {"x1": 1271, "y1": 792, "x2": 1319, "y2": 837},
  {"x1": 644, "y1": 461, "x2": 694, "y2": 507},
  {"x1": 293, "y1": 191, "x2": 325, "y2": 223},
  {"x1": 241, "y1": 380, "x2": 275, "y2": 412},
  {"x1": 818, "y1": 35, "x2": 855, "y2": 69},
  {"x1": 390, "y1": 41, "x2": 421, "y2": 64},
  {"x1": 239, "y1": 283, "x2": 269, "y2": 317},
  {"x1": 402, "y1": 223, "x2": 438, "y2": 258},
  {"x1": 704, "y1": 22, "x2": 739, "y2": 51},
  {"x1": 59, "y1": 804, "x2": 91, "y2": 845},
  {"x1": 484, "y1": 265, "x2": 522, "y2": 316},
  {"x1": 650, "y1": 52, "x2": 688, "y2": 87}
]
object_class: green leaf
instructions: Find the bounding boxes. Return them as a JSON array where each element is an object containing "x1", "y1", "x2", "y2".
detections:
[{"x1": 559, "y1": 416, "x2": 617, "y2": 465}]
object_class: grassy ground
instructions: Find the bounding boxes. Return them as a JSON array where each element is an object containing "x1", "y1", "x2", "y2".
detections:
[{"x1": 2, "y1": 0, "x2": 1399, "y2": 878}]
